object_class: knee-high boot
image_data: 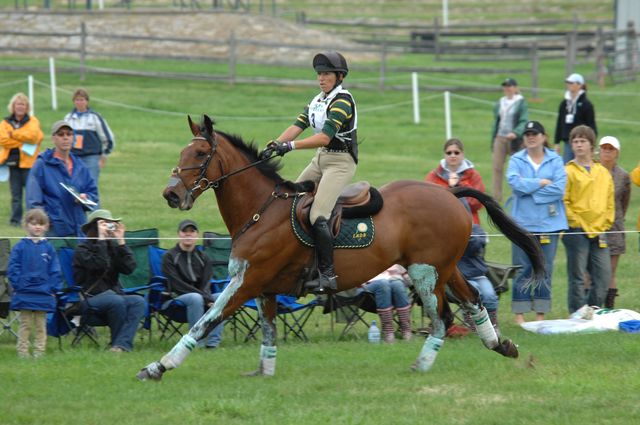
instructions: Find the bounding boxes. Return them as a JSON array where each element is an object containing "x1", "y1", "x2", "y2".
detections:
[
  {"x1": 396, "y1": 305, "x2": 413, "y2": 341},
  {"x1": 605, "y1": 288, "x2": 618, "y2": 309},
  {"x1": 304, "y1": 217, "x2": 338, "y2": 292},
  {"x1": 377, "y1": 307, "x2": 395, "y2": 343}
]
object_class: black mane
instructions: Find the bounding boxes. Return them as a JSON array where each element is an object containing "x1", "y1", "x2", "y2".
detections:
[{"x1": 216, "y1": 129, "x2": 312, "y2": 193}]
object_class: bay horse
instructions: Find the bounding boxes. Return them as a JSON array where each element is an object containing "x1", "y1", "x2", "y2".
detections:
[{"x1": 136, "y1": 115, "x2": 544, "y2": 381}]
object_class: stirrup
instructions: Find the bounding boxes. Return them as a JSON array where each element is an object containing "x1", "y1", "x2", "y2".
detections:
[{"x1": 304, "y1": 274, "x2": 338, "y2": 293}]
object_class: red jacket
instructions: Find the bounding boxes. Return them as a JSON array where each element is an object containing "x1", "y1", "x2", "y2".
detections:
[{"x1": 425, "y1": 165, "x2": 486, "y2": 224}]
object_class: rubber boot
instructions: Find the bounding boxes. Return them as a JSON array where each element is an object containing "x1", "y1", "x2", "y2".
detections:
[
  {"x1": 396, "y1": 305, "x2": 413, "y2": 341},
  {"x1": 488, "y1": 309, "x2": 500, "y2": 338},
  {"x1": 377, "y1": 307, "x2": 395, "y2": 343},
  {"x1": 604, "y1": 288, "x2": 618, "y2": 309},
  {"x1": 304, "y1": 217, "x2": 338, "y2": 292}
]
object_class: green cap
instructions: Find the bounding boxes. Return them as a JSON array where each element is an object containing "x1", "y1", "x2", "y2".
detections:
[{"x1": 82, "y1": 209, "x2": 121, "y2": 233}]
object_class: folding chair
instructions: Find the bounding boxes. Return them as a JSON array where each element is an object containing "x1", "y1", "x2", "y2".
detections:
[
  {"x1": 120, "y1": 228, "x2": 159, "y2": 291},
  {"x1": 485, "y1": 261, "x2": 522, "y2": 296},
  {"x1": 276, "y1": 295, "x2": 318, "y2": 342},
  {"x1": 321, "y1": 289, "x2": 377, "y2": 340},
  {"x1": 0, "y1": 238, "x2": 19, "y2": 340}
]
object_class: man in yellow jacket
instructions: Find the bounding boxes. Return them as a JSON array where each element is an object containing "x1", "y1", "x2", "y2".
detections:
[
  {"x1": 0, "y1": 93, "x2": 44, "y2": 226},
  {"x1": 562, "y1": 125, "x2": 614, "y2": 313}
]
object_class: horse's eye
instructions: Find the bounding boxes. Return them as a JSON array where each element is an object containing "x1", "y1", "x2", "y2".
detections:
[{"x1": 196, "y1": 151, "x2": 207, "y2": 158}]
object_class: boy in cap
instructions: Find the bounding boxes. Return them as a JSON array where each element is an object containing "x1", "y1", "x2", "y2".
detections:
[
  {"x1": 598, "y1": 136, "x2": 630, "y2": 308},
  {"x1": 161, "y1": 219, "x2": 224, "y2": 349},
  {"x1": 25, "y1": 120, "x2": 98, "y2": 237}
]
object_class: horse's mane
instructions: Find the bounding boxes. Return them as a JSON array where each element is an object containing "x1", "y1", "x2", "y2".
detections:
[{"x1": 215, "y1": 129, "x2": 312, "y2": 193}]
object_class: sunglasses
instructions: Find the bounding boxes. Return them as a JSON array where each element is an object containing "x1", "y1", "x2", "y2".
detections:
[
  {"x1": 445, "y1": 150, "x2": 461, "y2": 156},
  {"x1": 55, "y1": 130, "x2": 73, "y2": 137}
]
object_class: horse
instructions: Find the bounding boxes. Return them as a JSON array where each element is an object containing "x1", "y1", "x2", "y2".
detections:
[{"x1": 136, "y1": 115, "x2": 545, "y2": 381}]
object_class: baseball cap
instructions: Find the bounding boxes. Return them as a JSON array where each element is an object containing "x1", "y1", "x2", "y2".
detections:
[
  {"x1": 51, "y1": 120, "x2": 72, "y2": 135},
  {"x1": 599, "y1": 136, "x2": 620, "y2": 151},
  {"x1": 81, "y1": 209, "x2": 121, "y2": 233},
  {"x1": 178, "y1": 219, "x2": 198, "y2": 232},
  {"x1": 523, "y1": 120, "x2": 545, "y2": 135},
  {"x1": 565, "y1": 73, "x2": 585, "y2": 85},
  {"x1": 501, "y1": 77, "x2": 518, "y2": 87}
]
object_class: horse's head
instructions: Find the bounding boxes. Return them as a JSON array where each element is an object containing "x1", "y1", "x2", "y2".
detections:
[{"x1": 163, "y1": 115, "x2": 218, "y2": 210}]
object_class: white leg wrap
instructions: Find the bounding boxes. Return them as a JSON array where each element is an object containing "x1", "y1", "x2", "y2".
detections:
[
  {"x1": 259, "y1": 345, "x2": 277, "y2": 376},
  {"x1": 160, "y1": 334, "x2": 197, "y2": 369},
  {"x1": 473, "y1": 308, "x2": 499, "y2": 349},
  {"x1": 414, "y1": 336, "x2": 444, "y2": 372}
]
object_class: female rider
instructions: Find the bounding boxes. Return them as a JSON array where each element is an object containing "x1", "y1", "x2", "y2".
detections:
[{"x1": 261, "y1": 51, "x2": 358, "y2": 292}]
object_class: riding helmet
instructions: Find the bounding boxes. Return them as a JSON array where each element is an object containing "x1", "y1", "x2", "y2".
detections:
[{"x1": 312, "y1": 51, "x2": 349, "y2": 77}]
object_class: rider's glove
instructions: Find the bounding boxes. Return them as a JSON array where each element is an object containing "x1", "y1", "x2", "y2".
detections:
[
  {"x1": 258, "y1": 140, "x2": 279, "y2": 160},
  {"x1": 274, "y1": 141, "x2": 294, "y2": 156}
]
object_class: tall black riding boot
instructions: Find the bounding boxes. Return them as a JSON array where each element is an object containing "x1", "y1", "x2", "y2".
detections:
[{"x1": 304, "y1": 217, "x2": 338, "y2": 292}]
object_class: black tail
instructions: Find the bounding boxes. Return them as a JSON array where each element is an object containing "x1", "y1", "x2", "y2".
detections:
[{"x1": 450, "y1": 186, "x2": 545, "y2": 283}]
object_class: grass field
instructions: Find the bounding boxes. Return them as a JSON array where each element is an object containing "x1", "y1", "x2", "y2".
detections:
[{"x1": 1, "y1": 29, "x2": 640, "y2": 424}]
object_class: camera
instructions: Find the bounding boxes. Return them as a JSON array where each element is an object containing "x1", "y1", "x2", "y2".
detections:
[{"x1": 105, "y1": 222, "x2": 117, "y2": 231}]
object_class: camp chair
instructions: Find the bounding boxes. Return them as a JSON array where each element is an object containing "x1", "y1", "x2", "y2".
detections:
[
  {"x1": 321, "y1": 289, "x2": 377, "y2": 340},
  {"x1": 0, "y1": 238, "x2": 19, "y2": 340},
  {"x1": 275, "y1": 295, "x2": 318, "y2": 342},
  {"x1": 486, "y1": 261, "x2": 522, "y2": 296},
  {"x1": 146, "y1": 245, "x2": 189, "y2": 341},
  {"x1": 119, "y1": 228, "x2": 159, "y2": 291}
]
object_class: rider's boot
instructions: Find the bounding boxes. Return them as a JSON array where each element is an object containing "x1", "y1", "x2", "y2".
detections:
[{"x1": 304, "y1": 217, "x2": 338, "y2": 292}]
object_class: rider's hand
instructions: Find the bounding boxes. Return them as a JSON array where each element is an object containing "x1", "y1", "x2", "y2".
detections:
[
  {"x1": 258, "y1": 140, "x2": 278, "y2": 160},
  {"x1": 274, "y1": 141, "x2": 294, "y2": 156}
]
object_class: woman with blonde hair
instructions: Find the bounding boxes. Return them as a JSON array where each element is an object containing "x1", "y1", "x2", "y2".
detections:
[{"x1": 0, "y1": 93, "x2": 44, "y2": 226}]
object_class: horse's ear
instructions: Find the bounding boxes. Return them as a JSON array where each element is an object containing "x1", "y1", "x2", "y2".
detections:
[
  {"x1": 188, "y1": 115, "x2": 200, "y2": 137},
  {"x1": 203, "y1": 114, "x2": 214, "y2": 136}
]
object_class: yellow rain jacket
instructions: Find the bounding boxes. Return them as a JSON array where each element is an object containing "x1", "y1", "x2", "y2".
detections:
[
  {"x1": 563, "y1": 160, "x2": 614, "y2": 237},
  {"x1": 0, "y1": 115, "x2": 44, "y2": 169}
]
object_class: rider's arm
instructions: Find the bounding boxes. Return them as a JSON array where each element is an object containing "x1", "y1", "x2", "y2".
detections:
[{"x1": 282, "y1": 97, "x2": 353, "y2": 150}]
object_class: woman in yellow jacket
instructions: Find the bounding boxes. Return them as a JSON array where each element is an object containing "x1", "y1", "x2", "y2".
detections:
[
  {"x1": 562, "y1": 125, "x2": 614, "y2": 314},
  {"x1": 0, "y1": 93, "x2": 44, "y2": 226}
]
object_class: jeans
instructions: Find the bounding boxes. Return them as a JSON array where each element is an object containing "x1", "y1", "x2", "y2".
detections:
[
  {"x1": 466, "y1": 276, "x2": 499, "y2": 312},
  {"x1": 78, "y1": 154, "x2": 101, "y2": 186},
  {"x1": 8, "y1": 166, "x2": 30, "y2": 225},
  {"x1": 85, "y1": 290, "x2": 145, "y2": 351},
  {"x1": 561, "y1": 229, "x2": 611, "y2": 313},
  {"x1": 162, "y1": 292, "x2": 224, "y2": 347},
  {"x1": 364, "y1": 279, "x2": 410, "y2": 310},
  {"x1": 512, "y1": 233, "x2": 559, "y2": 314},
  {"x1": 561, "y1": 141, "x2": 575, "y2": 164}
]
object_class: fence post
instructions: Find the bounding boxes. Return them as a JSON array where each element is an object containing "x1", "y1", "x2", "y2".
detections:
[
  {"x1": 412, "y1": 73, "x2": 420, "y2": 124},
  {"x1": 627, "y1": 20, "x2": 637, "y2": 81},
  {"x1": 49, "y1": 57, "x2": 58, "y2": 110},
  {"x1": 80, "y1": 21, "x2": 87, "y2": 82},
  {"x1": 595, "y1": 26, "x2": 606, "y2": 88},
  {"x1": 434, "y1": 17, "x2": 441, "y2": 59},
  {"x1": 444, "y1": 91, "x2": 451, "y2": 139},
  {"x1": 565, "y1": 31, "x2": 576, "y2": 77},
  {"x1": 379, "y1": 41, "x2": 387, "y2": 92},
  {"x1": 228, "y1": 30, "x2": 237, "y2": 85},
  {"x1": 530, "y1": 43, "x2": 539, "y2": 99},
  {"x1": 28, "y1": 75, "x2": 34, "y2": 116}
]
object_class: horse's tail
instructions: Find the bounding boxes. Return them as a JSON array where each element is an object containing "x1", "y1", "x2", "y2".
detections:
[{"x1": 449, "y1": 186, "x2": 545, "y2": 282}]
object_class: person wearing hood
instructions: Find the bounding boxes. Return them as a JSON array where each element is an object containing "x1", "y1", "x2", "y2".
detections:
[
  {"x1": 490, "y1": 78, "x2": 529, "y2": 203},
  {"x1": 554, "y1": 73, "x2": 597, "y2": 164},
  {"x1": 506, "y1": 121, "x2": 567, "y2": 324},
  {"x1": 425, "y1": 138, "x2": 486, "y2": 225},
  {"x1": 25, "y1": 120, "x2": 98, "y2": 237}
]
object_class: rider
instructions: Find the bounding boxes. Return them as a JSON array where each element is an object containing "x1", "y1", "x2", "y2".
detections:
[{"x1": 260, "y1": 51, "x2": 358, "y2": 292}]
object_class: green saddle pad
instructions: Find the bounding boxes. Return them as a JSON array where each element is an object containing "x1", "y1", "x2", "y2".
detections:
[{"x1": 291, "y1": 195, "x2": 375, "y2": 249}]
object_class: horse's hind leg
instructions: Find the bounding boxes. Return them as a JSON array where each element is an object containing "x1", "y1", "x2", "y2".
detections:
[
  {"x1": 408, "y1": 263, "x2": 446, "y2": 372},
  {"x1": 448, "y1": 268, "x2": 518, "y2": 358},
  {"x1": 243, "y1": 295, "x2": 278, "y2": 377}
]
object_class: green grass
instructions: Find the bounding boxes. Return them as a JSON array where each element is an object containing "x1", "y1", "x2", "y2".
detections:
[{"x1": 1, "y1": 47, "x2": 640, "y2": 424}]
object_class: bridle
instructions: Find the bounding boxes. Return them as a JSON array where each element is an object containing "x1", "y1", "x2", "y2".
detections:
[{"x1": 169, "y1": 134, "x2": 275, "y2": 200}]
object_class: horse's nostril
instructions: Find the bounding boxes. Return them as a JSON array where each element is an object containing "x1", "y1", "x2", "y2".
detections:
[{"x1": 164, "y1": 191, "x2": 180, "y2": 207}]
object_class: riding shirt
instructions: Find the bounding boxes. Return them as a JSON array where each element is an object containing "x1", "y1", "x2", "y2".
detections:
[{"x1": 293, "y1": 85, "x2": 358, "y2": 163}]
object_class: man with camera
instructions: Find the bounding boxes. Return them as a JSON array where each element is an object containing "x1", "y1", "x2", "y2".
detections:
[{"x1": 72, "y1": 209, "x2": 145, "y2": 353}]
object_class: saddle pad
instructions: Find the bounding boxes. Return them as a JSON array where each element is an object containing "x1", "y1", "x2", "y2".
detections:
[{"x1": 290, "y1": 195, "x2": 375, "y2": 249}]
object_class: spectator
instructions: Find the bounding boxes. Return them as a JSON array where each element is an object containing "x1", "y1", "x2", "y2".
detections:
[
  {"x1": 63, "y1": 88, "x2": 115, "y2": 186},
  {"x1": 0, "y1": 93, "x2": 44, "y2": 226},
  {"x1": 562, "y1": 125, "x2": 613, "y2": 313},
  {"x1": 25, "y1": 120, "x2": 98, "y2": 237},
  {"x1": 161, "y1": 219, "x2": 224, "y2": 349},
  {"x1": 554, "y1": 73, "x2": 597, "y2": 164},
  {"x1": 598, "y1": 136, "x2": 630, "y2": 309},
  {"x1": 425, "y1": 138, "x2": 486, "y2": 224},
  {"x1": 506, "y1": 121, "x2": 568, "y2": 324},
  {"x1": 458, "y1": 223, "x2": 500, "y2": 334},
  {"x1": 8, "y1": 208, "x2": 61, "y2": 358},
  {"x1": 259, "y1": 51, "x2": 357, "y2": 293},
  {"x1": 363, "y1": 265, "x2": 412, "y2": 343},
  {"x1": 490, "y1": 77, "x2": 528, "y2": 203},
  {"x1": 73, "y1": 209, "x2": 145, "y2": 353}
]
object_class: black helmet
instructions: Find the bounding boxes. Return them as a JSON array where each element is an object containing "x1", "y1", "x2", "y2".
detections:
[{"x1": 312, "y1": 51, "x2": 349, "y2": 76}]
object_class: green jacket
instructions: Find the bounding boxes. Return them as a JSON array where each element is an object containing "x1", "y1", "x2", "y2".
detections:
[{"x1": 490, "y1": 97, "x2": 529, "y2": 152}]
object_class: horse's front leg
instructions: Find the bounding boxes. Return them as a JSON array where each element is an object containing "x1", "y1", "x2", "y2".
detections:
[
  {"x1": 136, "y1": 257, "x2": 249, "y2": 381},
  {"x1": 243, "y1": 294, "x2": 278, "y2": 377},
  {"x1": 408, "y1": 263, "x2": 446, "y2": 372}
]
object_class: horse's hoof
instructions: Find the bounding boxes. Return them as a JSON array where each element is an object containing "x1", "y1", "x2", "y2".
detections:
[
  {"x1": 493, "y1": 339, "x2": 519, "y2": 359},
  {"x1": 241, "y1": 369, "x2": 269, "y2": 377},
  {"x1": 136, "y1": 361, "x2": 166, "y2": 381}
]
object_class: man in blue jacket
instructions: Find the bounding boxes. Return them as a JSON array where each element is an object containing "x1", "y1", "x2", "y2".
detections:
[{"x1": 26, "y1": 120, "x2": 98, "y2": 237}]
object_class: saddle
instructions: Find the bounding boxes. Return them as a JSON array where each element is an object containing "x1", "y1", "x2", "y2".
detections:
[{"x1": 294, "y1": 181, "x2": 382, "y2": 237}]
